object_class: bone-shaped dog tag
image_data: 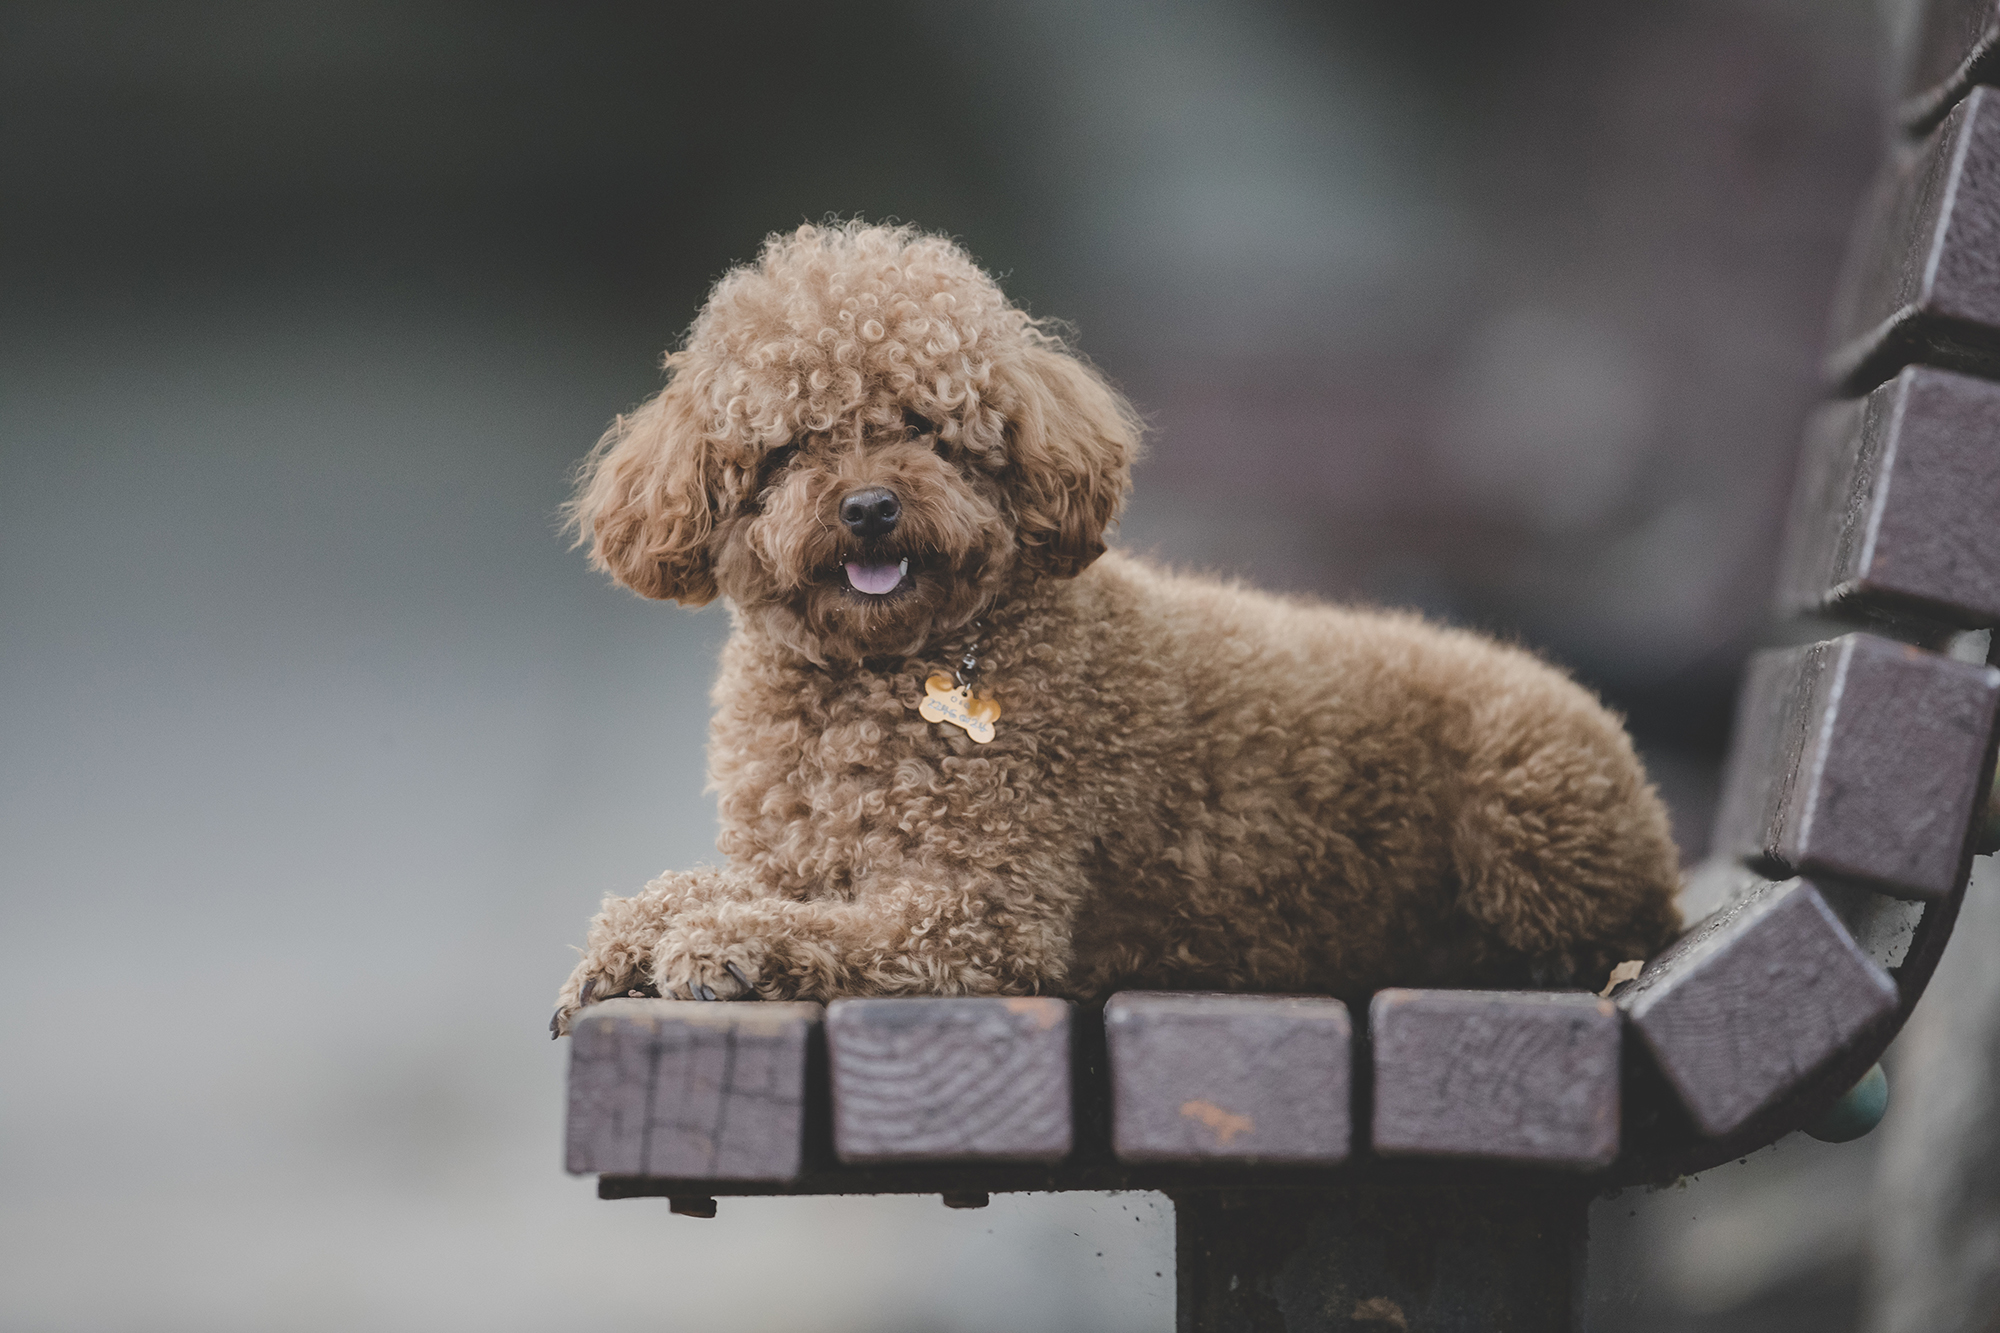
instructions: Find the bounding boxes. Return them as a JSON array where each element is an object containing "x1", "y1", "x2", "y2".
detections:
[{"x1": 920, "y1": 674, "x2": 1000, "y2": 743}]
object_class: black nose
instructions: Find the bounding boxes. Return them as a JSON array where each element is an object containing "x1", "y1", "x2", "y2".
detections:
[{"x1": 839, "y1": 487, "x2": 901, "y2": 539}]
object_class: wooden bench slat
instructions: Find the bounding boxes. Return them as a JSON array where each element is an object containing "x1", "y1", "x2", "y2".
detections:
[
  {"x1": 1678, "y1": 856, "x2": 1929, "y2": 973},
  {"x1": 826, "y1": 997, "x2": 1073, "y2": 1164},
  {"x1": 1620, "y1": 878, "x2": 1898, "y2": 1137},
  {"x1": 1369, "y1": 989, "x2": 1621, "y2": 1170},
  {"x1": 1780, "y1": 366, "x2": 2000, "y2": 628},
  {"x1": 1675, "y1": 856, "x2": 1766, "y2": 926},
  {"x1": 565, "y1": 998, "x2": 821, "y2": 1180},
  {"x1": 1104, "y1": 992, "x2": 1351, "y2": 1165},
  {"x1": 1896, "y1": 0, "x2": 2000, "y2": 131},
  {"x1": 1826, "y1": 87, "x2": 2000, "y2": 393},
  {"x1": 1711, "y1": 632, "x2": 2000, "y2": 899}
]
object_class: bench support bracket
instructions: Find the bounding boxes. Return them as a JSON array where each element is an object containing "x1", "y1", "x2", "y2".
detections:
[{"x1": 1171, "y1": 1183, "x2": 1588, "y2": 1333}]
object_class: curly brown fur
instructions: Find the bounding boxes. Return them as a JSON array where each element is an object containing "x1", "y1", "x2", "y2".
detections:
[{"x1": 553, "y1": 221, "x2": 1680, "y2": 1030}]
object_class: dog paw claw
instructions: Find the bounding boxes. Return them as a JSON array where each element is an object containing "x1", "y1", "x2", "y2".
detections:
[
  {"x1": 654, "y1": 935, "x2": 769, "y2": 1001},
  {"x1": 552, "y1": 966, "x2": 628, "y2": 1038}
]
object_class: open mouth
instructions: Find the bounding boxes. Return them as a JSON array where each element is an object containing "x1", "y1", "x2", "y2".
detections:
[{"x1": 843, "y1": 554, "x2": 911, "y2": 596}]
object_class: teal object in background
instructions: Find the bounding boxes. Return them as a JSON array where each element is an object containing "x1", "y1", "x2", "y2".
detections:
[{"x1": 1805, "y1": 1063, "x2": 1890, "y2": 1143}]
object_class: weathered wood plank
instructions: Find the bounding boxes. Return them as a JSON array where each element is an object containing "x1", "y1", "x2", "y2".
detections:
[
  {"x1": 565, "y1": 998, "x2": 821, "y2": 1180},
  {"x1": 826, "y1": 997, "x2": 1072, "y2": 1164},
  {"x1": 1779, "y1": 367, "x2": 2000, "y2": 628},
  {"x1": 1711, "y1": 632, "x2": 2000, "y2": 899},
  {"x1": 1894, "y1": 0, "x2": 2000, "y2": 131},
  {"x1": 1678, "y1": 857, "x2": 1928, "y2": 973},
  {"x1": 1826, "y1": 87, "x2": 2000, "y2": 393},
  {"x1": 1621, "y1": 878, "x2": 1898, "y2": 1137},
  {"x1": 1104, "y1": 992, "x2": 1350, "y2": 1165},
  {"x1": 1675, "y1": 856, "x2": 1765, "y2": 927},
  {"x1": 1369, "y1": 989, "x2": 1621, "y2": 1170},
  {"x1": 566, "y1": 1000, "x2": 657, "y2": 1176}
]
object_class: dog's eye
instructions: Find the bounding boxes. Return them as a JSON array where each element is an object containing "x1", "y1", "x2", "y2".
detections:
[
  {"x1": 903, "y1": 410, "x2": 955, "y2": 463},
  {"x1": 743, "y1": 443, "x2": 802, "y2": 513},
  {"x1": 758, "y1": 443, "x2": 801, "y2": 484}
]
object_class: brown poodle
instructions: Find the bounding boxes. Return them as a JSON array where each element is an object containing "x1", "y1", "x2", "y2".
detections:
[{"x1": 551, "y1": 221, "x2": 1680, "y2": 1033}]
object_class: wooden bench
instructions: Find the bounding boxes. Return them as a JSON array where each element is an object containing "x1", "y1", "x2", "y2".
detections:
[{"x1": 563, "y1": 6, "x2": 2000, "y2": 1324}]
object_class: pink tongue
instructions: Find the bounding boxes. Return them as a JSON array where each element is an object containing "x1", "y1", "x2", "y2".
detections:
[{"x1": 845, "y1": 560, "x2": 903, "y2": 595}]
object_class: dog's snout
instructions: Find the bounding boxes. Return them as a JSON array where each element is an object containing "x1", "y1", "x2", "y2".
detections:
[{"x1": 839, "y1": 487, "x2": 901, "y2": 539}]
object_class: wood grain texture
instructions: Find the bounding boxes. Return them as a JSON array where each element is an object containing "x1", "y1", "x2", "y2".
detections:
[
  {"x1": 1780, "y1": 367, "x2": 2000, "y2": 628},
  {"x1": 1826, "y1": 87, "x2": 2000, "y2": 392},
  {"x1": 1369, "y1": 989, "x2": 1621, "y2": 1170},
  {"x1": 1620, "y1": 878, "x2": 1899, "y2": 1137},
  {"x1": 565, "y1": 998, "x2": 821, "y2": 1180},
  {"x1": 1104, "y1": 992, "x2": 1350, "y2": 1165},
  {"x1": 826, "y1": 997, "x2": 1073, "y2": 1164},
  {"x1": 1711, "y1": 632, "x2": 2000, "y2": 899},
  {"x1": 1895, "y1": 0, "x2": 2000, "y2": 131}
]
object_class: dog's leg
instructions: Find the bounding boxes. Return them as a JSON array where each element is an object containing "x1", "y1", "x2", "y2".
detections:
[
  {"x1": 653, "y1": 870, "x2": 1082, "y2": 1002},
  {"x1": 1448, "y1": 704, "x2": 1682, "y2": 989},
  {"x1": 550, "y1": 867, "x2": 758, "y2": 1035}
]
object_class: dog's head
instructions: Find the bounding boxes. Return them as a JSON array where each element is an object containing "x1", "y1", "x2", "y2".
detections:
[{"x1": 567, "y1": 222, "x2": 1141, "y2": 663}]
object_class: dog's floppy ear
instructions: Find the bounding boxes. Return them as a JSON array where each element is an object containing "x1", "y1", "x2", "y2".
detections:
[
  {"x1": 566, "y1": 371, "x2": 724, "y2": 605},
  {"x1": 994, "y1": 341, "x2": 1141, "y2": 579}
]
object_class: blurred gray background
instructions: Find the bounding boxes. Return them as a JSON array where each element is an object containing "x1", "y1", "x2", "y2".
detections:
[{"x1": 4, "y1": 1, "x2": 1986, "y2": 1329}]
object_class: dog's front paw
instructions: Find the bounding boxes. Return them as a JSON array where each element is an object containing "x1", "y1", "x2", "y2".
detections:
[
  {"x1": 550, "y1": 887, "x2": 688, "y2": 1036},
  {"x1": 551, "y1": 954, "x2": 660, "y2": 1038},
  {"x1": 652, "y1": 927, "x2": 770, "y2": 1001}
]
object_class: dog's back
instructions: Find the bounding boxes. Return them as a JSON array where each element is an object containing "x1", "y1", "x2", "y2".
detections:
[{"x1": 1036, "y1": 552, "x2": 1682, "y2": 997}]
